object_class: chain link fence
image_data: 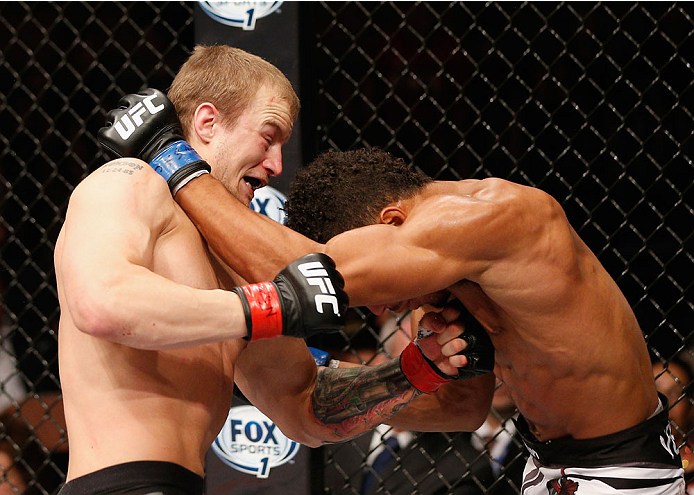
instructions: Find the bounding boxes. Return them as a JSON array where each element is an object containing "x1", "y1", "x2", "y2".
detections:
[
  {"x1": 313, "y1": 2, "x2": 693, "y2": 494},
  {"x1": 1, "y1": 2, "x2": 194, "y2": 493},
  {"x1": 1, "y1": 2, "x2": 692, "y2": 494}
]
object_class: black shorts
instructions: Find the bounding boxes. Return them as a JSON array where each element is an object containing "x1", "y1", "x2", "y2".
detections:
[
  {"x1": 514, "y1": 393, "x2": 685, "y2": 494},
  {"x1": 514, "y1": 393, "x2": 681, "y2": 468},
  {"x1": 58, "y1": 461, "x2": 204, "y2": 495}
]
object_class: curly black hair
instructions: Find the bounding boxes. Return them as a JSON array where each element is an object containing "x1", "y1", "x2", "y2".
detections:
[{"x1": 285, "y1": 148, "x2": 432, "y2": 243}]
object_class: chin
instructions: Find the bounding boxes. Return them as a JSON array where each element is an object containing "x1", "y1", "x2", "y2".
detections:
[{"x1": 228, "y1": 185, "x2": 252, "y2": 206}]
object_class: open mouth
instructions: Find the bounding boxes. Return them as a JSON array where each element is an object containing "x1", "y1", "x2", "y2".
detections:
[{"x1": 244, "y1": 176, "x2": 263, "y2": 191}]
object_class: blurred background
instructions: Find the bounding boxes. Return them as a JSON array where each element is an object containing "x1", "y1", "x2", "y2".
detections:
[{"x1": 1, "y1": 2, "x2": 692, "y2": 494}]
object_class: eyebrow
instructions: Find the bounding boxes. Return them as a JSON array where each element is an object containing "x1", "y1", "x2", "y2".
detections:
[{"x1": 264, "y1": 121, "x2": 292, "y2": 143}]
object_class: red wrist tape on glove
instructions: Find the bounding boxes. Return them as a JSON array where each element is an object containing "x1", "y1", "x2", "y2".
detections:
[
  {"x1": 400, "y1": 342, "x2": 452, "y2": 394},
  {"x1": 238, "y1": 282, "x2": 283, "y2": 341}
]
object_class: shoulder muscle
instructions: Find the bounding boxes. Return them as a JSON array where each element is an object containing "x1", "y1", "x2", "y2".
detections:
[
  {"x1": 405, "y1": 179, "x2": 574, "y2": 280},
  {"x1": 61, "y1": 159, "x2": 176, "y2": 269}
]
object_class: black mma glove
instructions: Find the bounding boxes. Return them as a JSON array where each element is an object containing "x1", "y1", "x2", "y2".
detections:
[
  {"x1": 453, "y1": 305, "x2": 495, "y2": 380},
  {"x1": 97, "y1": 88, "x2": 210, "y2": 195},
  {"x1": 233, "y1": 253, "x2": 349, "y2": 341},
  {"x1": 400, "y1": 302, "x2": 494, "y2": 393}
]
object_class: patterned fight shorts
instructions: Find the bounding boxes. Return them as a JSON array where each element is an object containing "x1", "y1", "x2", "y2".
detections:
[{"x1": 515, "y1": 393, "x2": 685, "y2": 495}]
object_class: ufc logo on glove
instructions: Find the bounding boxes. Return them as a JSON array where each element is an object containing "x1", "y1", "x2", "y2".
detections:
[
  {"x1": 233, "y1": 253, "x2": 347, "y2": 341},
  {"x1": 113, "y1": 94, "x2": 165, "y2": 140},
  {"x1": 298, "y1": 261, "x2": 342, "y2": 316}
]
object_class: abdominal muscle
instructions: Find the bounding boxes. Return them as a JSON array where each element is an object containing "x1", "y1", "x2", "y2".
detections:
[
  {"x1": 450, "y1": 281, "x2": 658, "y2": 442},
  {"x1": 493, "y1": 350, "x2": 657, "y2": 441}
]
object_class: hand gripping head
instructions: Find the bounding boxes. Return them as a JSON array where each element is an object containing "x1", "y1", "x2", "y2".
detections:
[
  {"x1": 97, "y1": 88, "x2": 184, "y2": 162},
  {"x1": 97, "y1": 88, "x2": 210, "y2": 195}
]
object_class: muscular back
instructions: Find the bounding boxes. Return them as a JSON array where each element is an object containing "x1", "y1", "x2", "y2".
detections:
[{"x1": 55, "y1": 160, "x2": 244, "y2": 479}]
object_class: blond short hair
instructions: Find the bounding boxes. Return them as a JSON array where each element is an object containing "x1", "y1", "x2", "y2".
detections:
[{"x1": 168, "y1": 45, "x2": 300, "y2": 138}]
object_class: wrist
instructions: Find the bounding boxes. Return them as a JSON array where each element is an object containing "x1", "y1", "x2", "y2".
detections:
[
  {"x1": 149, "y1": 140, "x2": 211, "y2": 193},
  {"x1": 399, "y1": 341, "x2": 453, "y2": 393},
  {"x1": 233, "y1": 282, "x2": 284, "y2": 341},
  {"x1": 171, "y1": 169, "x2": 210, "y2": 196}
]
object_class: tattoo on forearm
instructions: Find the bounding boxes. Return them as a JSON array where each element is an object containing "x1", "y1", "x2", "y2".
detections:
[
  {"x1": 101, "y1": 161, "x2": 143, "y2": 175},
  {"x1": 311, "y1": 358, "x2": 421, "y2": 442}
]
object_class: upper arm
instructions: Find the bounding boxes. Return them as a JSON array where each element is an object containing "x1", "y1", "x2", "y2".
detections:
[{"x1": 57, "y1": 160, "x2": 173, "y2": 327}]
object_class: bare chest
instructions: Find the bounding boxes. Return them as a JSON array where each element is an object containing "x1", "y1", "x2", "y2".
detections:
[{"x1": 137, "y1": 209, "x2": 247, "y2": 386}]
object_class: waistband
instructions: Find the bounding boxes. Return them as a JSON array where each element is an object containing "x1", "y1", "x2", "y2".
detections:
[
  {"x1": 59, "y1": 461, "x2": 204, "y2": 495},
  {"x1": 514, "y1": 393, "x2": 682, "y2": 468}
]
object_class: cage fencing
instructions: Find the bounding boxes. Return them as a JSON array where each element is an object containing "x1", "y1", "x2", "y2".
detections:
[{"x1": 0, "y1": 2, "x2": 692, "y2": 494}]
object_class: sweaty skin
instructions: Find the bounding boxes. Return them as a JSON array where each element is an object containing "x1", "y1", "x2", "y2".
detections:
[
  {"x1": 174, "y1": 175, "x2": 658, "y2": 441},
  {"x1": 55, "y1": 85, "x2": 475, "y2": 482},
  {"x1": 55, "y1": 162, "x2": 245, "y2": 479},
  {"x1": 55, "y1": 161, "x2": 467, "y2": 481}
]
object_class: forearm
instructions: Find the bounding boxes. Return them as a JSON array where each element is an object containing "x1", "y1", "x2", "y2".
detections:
[
  {"x1": 307, "y1": 358, "x2": 421, "y2": 444},
  {"x1": 176, "y1": 176, "x2": 320, "y2": 282},
  {"x1": 176, "y1": 177, "x2": 460, "y2": 307},
  {"x1": 386, "y1": 373, "x2": 495, "y2": 431},
  {"x1": 69, "y1": 266, "x2": 248, "y2": 349}
]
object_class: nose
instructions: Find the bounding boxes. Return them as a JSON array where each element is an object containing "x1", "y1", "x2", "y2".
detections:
[{"x1": 263, "y1": 145, "x2": 283, "y2": 177}]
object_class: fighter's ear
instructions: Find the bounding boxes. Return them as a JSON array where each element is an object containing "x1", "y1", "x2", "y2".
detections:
[
  {"x1": 379, "y1": 205, "x2": 406, "y2": 226},
  {"x1": 193, "y1": 102, "x2": 218, "y2": 144}
]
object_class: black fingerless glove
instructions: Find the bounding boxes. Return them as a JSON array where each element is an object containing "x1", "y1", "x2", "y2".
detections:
[
  {"x1": 97, "y1": 88, "x2": 210, "y2": 195},
  {"x1": 450, "y1": 302, "x2": 495, "y2": 380},
  {"x1": 234, "y1": 253, "x2": 349, "y2": 341}
]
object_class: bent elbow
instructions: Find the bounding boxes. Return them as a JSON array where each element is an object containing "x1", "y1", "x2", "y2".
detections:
[
  {"x1": 436, "y1": 396, "x2": 489, "y2": 431},
  {"x1": 291, "y1": 433, "x2": 323, "y2": 449},
  {"x1": 69, "y1": 282, "x2": 127, "y2": 340},
  {"x1": 438, "y1": 375, "x2": 495, "y2": 431},
  {"x1": 274, "y1": 401, "x2": 345, "y2": 447},
  {"x1": 273, "y1": 421, "x2": 324, "y2": 448},
  {"x1": 466, "y1": 404, "x2": 490, "y2": 431}
]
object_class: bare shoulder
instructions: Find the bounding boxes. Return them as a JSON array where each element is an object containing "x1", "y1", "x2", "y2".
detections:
[
  {"x1": 68, "y1": 158, "x2": 176, "y2": 231},
  {"x1": 74, "y1": 158, "x2": 166, "y2": 200},
  {"x1": 402, "y1": 178, "x2": 575, "y2": 280},
  {"x1": 415, "y1": 178, "x2": 565, "y2": 227},
  {"x1": 422, "y1": 178, "x2": 552, "y2": 205}
]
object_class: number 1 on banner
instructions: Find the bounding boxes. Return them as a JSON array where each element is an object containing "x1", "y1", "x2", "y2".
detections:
[
  {"x1": 259, "y1": 457, "x2": 270, "y2": 478},
  {"x1": 245, "y1": 9, "x2": 255, "y2": 29}
]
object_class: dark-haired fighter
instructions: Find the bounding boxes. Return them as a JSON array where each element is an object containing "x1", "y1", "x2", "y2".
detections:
[{"x1": 56, "y1": 46, "x2": 489, "y2": 495}]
